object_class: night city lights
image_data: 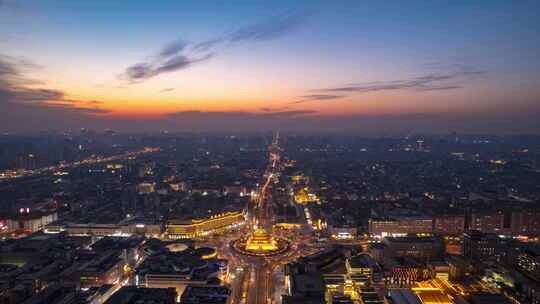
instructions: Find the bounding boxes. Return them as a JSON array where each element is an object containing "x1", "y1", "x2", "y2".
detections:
[{"x1": 1, "y1": 1, "x2": 540, "y2": 304}]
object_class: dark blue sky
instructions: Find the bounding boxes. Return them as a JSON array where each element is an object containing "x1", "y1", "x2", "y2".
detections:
[{"x1": 0, "y1": 1, "x2": 539, "y2": 134}]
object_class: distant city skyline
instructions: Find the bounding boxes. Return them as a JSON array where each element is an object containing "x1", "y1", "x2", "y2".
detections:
[{"x1": 1, "y1": 0, "x2": 539, "y2": 133}]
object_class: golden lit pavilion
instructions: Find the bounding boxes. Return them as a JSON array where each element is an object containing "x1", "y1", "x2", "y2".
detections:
[
  {"x1": 245, "y1": 228, "x2": 279, "y2": 251},
  {"x1": 294, "y1": 187, "x2": 319, "y2": 204}
]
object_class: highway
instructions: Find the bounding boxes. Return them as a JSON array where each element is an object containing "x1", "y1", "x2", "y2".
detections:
[
  {"x1": 211, "y1": 133, "x2": 321, "y2": 304},
  {"x1": 248, "y1": 136, "x2": 282, "y2": 304},
  {"x1": 256, "y1": 172, "x2": 275, "y2": 231},
  {"x1": 254, "y1": 260, "x2": 273, "y2": 304},
  {"x1": 0, "y1": 147, "x2": 160, "y2": 181}
]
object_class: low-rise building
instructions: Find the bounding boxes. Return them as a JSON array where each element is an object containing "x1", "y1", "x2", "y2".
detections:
[
  {"x1": 346, "y1": 253, "x2": 382, "y2": 285},
  {"x1": 166, "y1": 211, "x2": 245, "y2": 239},
  {"x1": 135, "y1": 243, "x2": 222, "y2": 296},
  {"x1": 383, "y1": 236, "x2": 444, "y2": 260},
  {"x1": 79, "y1": 251, "x2": 125, "y2": 288},
  {"x1": 383, "y1": 257, "x2": 430, "y2": 288},
  {"x1": 180, "y1": 285, "x2": 231, "y2": 304},
  {"x1": 7, "y1": 211, "x2": 57, "y2": 234},
  {"x1": 104, "y1": 286, "x2": 176, "y2": 304}
]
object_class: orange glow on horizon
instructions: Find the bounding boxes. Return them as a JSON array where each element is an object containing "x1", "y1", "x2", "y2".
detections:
[{"x1": 59, "y1": 85, "x2": 502, "y2": 120}]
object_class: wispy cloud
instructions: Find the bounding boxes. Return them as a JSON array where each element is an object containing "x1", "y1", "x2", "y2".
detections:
[
  {"x1": 158, "y1": 39, "x2": 188, "y2": 58},
  {"x1": 257, "y1": 110, "x2": 316, "y2": 118},
  {"x1": 124, "y1": 53, "x2": 214, "y2": 81},
  {"x1": 0, "y1": 54, "x2": 108, "y2": 114},
  {"x1": 121, "y1": 10, "x2": 309, "y2": 83},
  {"x1": 191, "y1": 38, "x2": 223, "y2": 52},
  {"x1": 259, "y1": 106, "x2": 289, "y2": 112},
  {"x1": 229, "y1": 11, "x2": 308, "y2": 43},
  {"x1": 30, "y1": 101, "x2": 110, "y2": 114},
  {"x1": 293, "y1": 94, "x2": 345, "y2": 104},
  {"x1": 167, "y1": 109, "x2": 316, "y2": 120},
  {"x1": 316, "y1": 69, "x2": 485, "y2": 93},
  {"x1": 294, "y1": 64, "x2": 487, "y2": 103},
  {"x1": 415, "y1": 85, "x2": 462, "y2": 91},
  {"x1": 160, "y1": 88, "x2": 175, "y2": 93}
]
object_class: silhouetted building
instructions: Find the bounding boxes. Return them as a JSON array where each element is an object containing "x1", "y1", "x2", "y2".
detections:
[
  {"x1": 104, "y1": 286, "x2": 176, "y2": 304},
  {"x1": 383, "y1": 236, "x2": 444, "y2": 260},
  {"x1": 180, "y1": 286, "x2": 230, "y2": 304},
  {"x1": 469, "y1": 293, "x2": 512, "y2": 304},
  {"x1": 463, "y1": 230, "x2": 504, "y2": 262}
]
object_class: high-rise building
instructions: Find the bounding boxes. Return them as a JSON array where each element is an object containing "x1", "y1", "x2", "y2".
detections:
[
  {"x1": 470, "y1": 209, "x2": 540, "y2": 237},
  {"x1": 368, "y1": 216, "x2": 433, "y2": 238},
  {"x1": 470, "y1": 210, "x2": 510, "y2": 235},
  {"x1": 463, "y1": 230, "x2": 504, "y2": 262},
  {"x1": 433, "y1": 214, "x2": 466, "y2": 236},
  {"x1": 510, "y1": 209, "x2": 540, "y2": 236}
]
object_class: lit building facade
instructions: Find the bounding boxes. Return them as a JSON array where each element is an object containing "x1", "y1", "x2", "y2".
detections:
[
  {"x1": 510, "y1": 209, "x2": 540, "y2": 237},
  {"x1": 433, "y1": 215, "x2": 466, "y2": 236},
  {"x1": 329, "y1": 226, "x2": 357, "y2": 240},
  {"x1": 79, "y1": 252, "x2": 125, "y2": 288},
  {"x1": 516, "y1": 249, "x2": 540, "y2": 281},
  {"x1": 64, "y1": 224, "x2": 124, "y2": 236},
  {"x1": 166, "y1": 211, "x2": 245, "y2": 239},
  {"x1": 468, "y1": 209, "x2": 540, "y2": 237},
  {"x1": 470, "y1": 210, "x2": 509, "y2": 235},
  {"x1": 7, "y1": 211, "x2": 57, "y2": 234},
  {"x1": 368, "y1": 216, "x2": 433, "y2": 237},
  {"x1": 137, "y1": 182, "x2": 156, "y2": 194},
  {"x1": 383, "y1": 258, "x2": 430, "y2": 288}
]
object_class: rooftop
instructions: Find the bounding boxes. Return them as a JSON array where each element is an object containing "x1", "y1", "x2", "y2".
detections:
[{"x1": 104, "y1": 286, "x2": 176, "y2": 304}]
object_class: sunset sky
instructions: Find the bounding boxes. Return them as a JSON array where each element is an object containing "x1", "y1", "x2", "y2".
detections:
[{"x1": 1, "y1": 0, "x2": 539, "y2": 134}]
